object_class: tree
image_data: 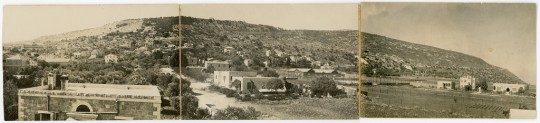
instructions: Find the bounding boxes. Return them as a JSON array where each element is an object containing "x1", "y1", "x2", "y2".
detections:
[
  {"x1": 296, "y1": 58, "x2": 312, "y2": 68},
  {"x1": 257, "y1": 70, "x2": 279, "y2": 77},
  {"x1": 165, "y1": 82, "x2": 179, "y2": 97},
  {"x1": 464, "y1": 85, "x2": 473, "y2": 91},
  {"x1": 171, "y1": 49, "x2": 180, "y2": 68},
  {"x1": 3, "y1": 80, "x2": 18, "y2": 121},
  {"x1": 518, "y1": 87, "x2": 525, "y2": 95},
  {"x1": 230, "y1": 79, "x2": 242, "y2": 91},
  {"x1": 212, "y1": 106, "x2": 261, "y2": 120},
  {"x1": 157, "y1": 74, "x2": 174, "y2": 89},
  {"x1": 180, "y1": 78, "x2": 192, "y2": 95},
  {"x1": 180, "y1": 50, "x2": 188, "y2": 68},
  {"x1": 231, "y1": 56, "x2": 244, "y2": 66},
  {"x1": 181, "y1": 94, "x2": 199, "y2": 119},
  {"x1": 476, "y1": 79, "x2": 488, "y2": 91},
  {"x1": 205, "y1": 66, "x2": 215, "y2": 73},
  {"x1": 265, "y1": 78, "x2": 284, "y2": 92},
  {"x1": 310, "y1": 77, "x2": 339, "y2": 97}
]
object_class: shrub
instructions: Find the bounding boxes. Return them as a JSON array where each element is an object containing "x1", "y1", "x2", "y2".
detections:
[
  {"x1": 212, "y1": 106, "x2": 262, "y2": 120},
  {"x1": 310, "y1": 77, "x2": 339, "y2": 97},
  {"x1": 184, "y1": 69, "x2": 208, "y2": 82},
  {"x1": 464, "y1": 85, "x2": 472, "y2": 91},
  {"x1": 209, "y1": 85, "x2": 238, "y2": 97}
]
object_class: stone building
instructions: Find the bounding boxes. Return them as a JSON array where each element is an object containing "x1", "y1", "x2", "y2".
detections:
[
  {"x1": 459, "y1": 76, "x2": 476, "y2": 89},
  {"x1": 205, "y1": 61, "x2": 230, "y2": 71},
  {"x1": 492, "y1": 83, "x2": 526, "y2": 95},
  {"x1": 18, "y1": 73, "x2": 161, "y2": 121}
]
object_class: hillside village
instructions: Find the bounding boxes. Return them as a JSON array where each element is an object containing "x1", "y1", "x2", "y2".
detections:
[
  {"x1": 180, "y1": 16, "x2": 359, "y2": 119},
  {"x1": 3, "y1": 17, "x2": 183, "y2": 120}
]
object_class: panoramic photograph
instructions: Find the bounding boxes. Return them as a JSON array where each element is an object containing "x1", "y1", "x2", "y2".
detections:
[
  {"x1": 359, "y1": 3, "x2": 536, "y2": 118},
  {"x1": 3, "y1": 5, "x2": 181, "y2": 120},
  {"x1": 179, "y1": 4, "x2": 359, "y2": 120}
]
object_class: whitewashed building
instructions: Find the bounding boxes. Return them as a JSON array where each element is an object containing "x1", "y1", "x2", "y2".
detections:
[
  {"x1": 104, "y1": 54, "x2": 118, "y2": 63},
  {"x1": 459, "y1": 76, "x2": 476, "y2": 89},
  {"x1": 493, "y1": 83, "x2": 526, "y2": 94}
]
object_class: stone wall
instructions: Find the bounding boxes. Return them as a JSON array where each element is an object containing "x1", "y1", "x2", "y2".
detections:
[{"x1": 18, "y1": 95, "x2": 160, "y2": 120}]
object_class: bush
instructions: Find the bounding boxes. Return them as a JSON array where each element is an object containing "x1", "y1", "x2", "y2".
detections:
[
  {"x1": 235, "y1": 94, "x2": 254, "y2": 102},
  {"x1": 212, "y1": 106, "x2": 262, "y2": 120},
  {"x1": 184, "y1": 69, "x2": 208, "y2": 82},
  {"x1": 209, "y1": 85, "x2": 237, "y2": 97},
  {"x1": 266, "y1": 94, "x2": 287, "y2": 101},
  {"x1": 464, "y1": 85, "x2": 472, "y2": 91}
]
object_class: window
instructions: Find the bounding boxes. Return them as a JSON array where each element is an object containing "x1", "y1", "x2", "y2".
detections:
[{"x1": 35, "y1": 111, "x2": 54, "y2": 121}]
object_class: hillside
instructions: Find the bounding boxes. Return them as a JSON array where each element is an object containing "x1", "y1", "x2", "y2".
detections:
[
  {"x1": 30, "y1": 19, "x2": 143, "y2": 43},
  {"x1": 361, "y1": 32, "x2": 526, "y2": 84},
  {"x1": 181, "y1": 16, "x2": 358, "y2": 66}
]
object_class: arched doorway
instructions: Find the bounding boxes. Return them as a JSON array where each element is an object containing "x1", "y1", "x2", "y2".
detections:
[
  {"x1": 506, "y1": 88, "x2": 510, "y2": 92},
  {"x1": 76, "y1": 105, "x2": 91, "y2": 112}
]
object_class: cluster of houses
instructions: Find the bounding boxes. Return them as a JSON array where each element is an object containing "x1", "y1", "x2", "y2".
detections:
[{"x1": 410, "y1": 75, "x2": 527, "y2": 95}]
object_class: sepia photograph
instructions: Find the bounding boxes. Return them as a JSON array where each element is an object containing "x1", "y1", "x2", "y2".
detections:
[
  {"x1": 360, "y1": 3, "x2": 536, "y2": 118},
  {"x1": 179, "y1": 4, "x2": 359, "y2": 120},
  {"x1": 3, "y1": 5, "x2": 180, "y2": 120}
]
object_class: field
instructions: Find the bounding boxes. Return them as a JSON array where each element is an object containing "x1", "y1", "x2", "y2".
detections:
[
  {"x1": 252, "y1": 98, "x2": 359, "y2": 120},
  {"x1": 191, "y1": 82, "x2": 359, "y2": 120},
  {"x1": 361, "y1": 85, "x2": 536, "y2": 118}
]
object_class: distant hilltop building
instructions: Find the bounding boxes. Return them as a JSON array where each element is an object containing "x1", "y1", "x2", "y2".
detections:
[
  {"x1": 18, "y1": 73, "x2": 161, "y2": 120},
  {"x1": 223, "y1": 46, "x2": 235, "y2": 53},
  {"x1": 23, "y1": 42, "x2": 45, "y2": 50},
  {"x1": 104, "y1": 54, "x2": 118, "y2": 63}
]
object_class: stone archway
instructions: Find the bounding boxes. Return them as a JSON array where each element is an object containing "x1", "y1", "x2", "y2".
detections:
[
  {"x1": 71, "y1": 101, "x2": 94, "y2": 113},
  {"x1": 76, "y1": 105, "x2": 91, "y2": 112}
]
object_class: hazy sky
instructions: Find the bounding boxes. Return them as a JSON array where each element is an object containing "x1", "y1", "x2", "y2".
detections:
[
  {"x1": 3, "y1": 5, "x2": 179, "y2": 43},
  {"x1": 181, "y1": 4, "x2": 358, "y2": 30},
  {"x1": 362, "y1": 3, "x2": 536, "y2": 84}
]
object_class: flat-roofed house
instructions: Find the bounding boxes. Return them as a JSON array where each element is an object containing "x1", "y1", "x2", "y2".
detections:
[
  {"x1": 4, "y1": 54, "x2": 30, "y2": 68},
  {"x1": 287, "y1": 68, "x2": 313, "y2": 77},
  {"x1": 493, "y1": 83, "x2": 526, "y2": 95},
  {"x1": 213, "y1": 71, "x2": 257, "y2": 89},
  {"x1": 18, "y1": 74, "x2": 161, "y2": 120},
  {"x1": 437, "y1": 81, "x2": 454, "y2": 89},
  {"x1": 311, "y1": 69, "x2": 340, "y2": 77},
  {"x1": 205, "y1": 61, "x2": 230, "y2": 71}
]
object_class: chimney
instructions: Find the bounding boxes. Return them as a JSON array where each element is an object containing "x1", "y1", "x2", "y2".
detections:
[
  {"x1": 59, "y1": 75, "x2": 69, "y2": 90},
  {"x1": 47, "y1": 73, "x2": 55, "y2": 90}
]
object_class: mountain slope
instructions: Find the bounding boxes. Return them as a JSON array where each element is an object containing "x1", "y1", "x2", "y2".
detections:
[
  {"x1": 181, "y1": 16, "x2": 358, "y2": 66},
  {"x1": 31, "y1": 19, "x2": 144, "y2": 43},
  {"x1": 361, "y1": 32, "x2": 527, "y2": 84}
]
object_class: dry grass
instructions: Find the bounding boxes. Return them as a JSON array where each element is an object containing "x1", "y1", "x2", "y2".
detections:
[{"x1": 361, "y1": 85, "x2": 536, "y2": 118}]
